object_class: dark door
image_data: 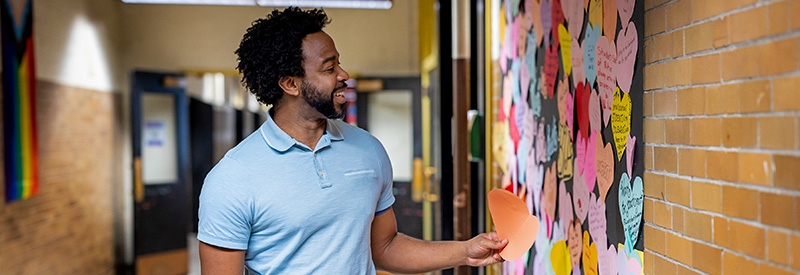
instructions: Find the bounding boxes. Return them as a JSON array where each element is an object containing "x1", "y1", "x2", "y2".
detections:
[{"x1": 131, "y1": 71, "x2": 190, "y2": 275}]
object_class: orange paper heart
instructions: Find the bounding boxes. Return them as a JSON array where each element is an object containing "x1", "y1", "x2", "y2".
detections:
[{"x1": 488, "y1": 189, "x2": 540, "y2": 261}]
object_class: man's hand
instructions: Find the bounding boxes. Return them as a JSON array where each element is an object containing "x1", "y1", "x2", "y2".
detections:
[{"x1": 463, "y1": 232, "x2": 508, "y2": 266}]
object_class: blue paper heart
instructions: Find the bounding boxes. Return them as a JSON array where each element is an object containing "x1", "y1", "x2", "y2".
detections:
[
  {"x1": 583, "y1": 23, "x2": 601, "y2": 85},
  {"x1": 618, "y1": 172, "x2": 643, "y2": 250}
]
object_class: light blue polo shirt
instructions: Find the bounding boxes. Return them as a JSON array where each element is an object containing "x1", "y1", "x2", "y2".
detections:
[{"x1": 198, "y1": 112, "x2": 395, "y2": 275}]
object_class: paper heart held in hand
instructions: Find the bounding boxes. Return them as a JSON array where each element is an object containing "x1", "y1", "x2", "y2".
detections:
[{"x1": 488, "y1": 189, "x2": 540, "y2": 261}]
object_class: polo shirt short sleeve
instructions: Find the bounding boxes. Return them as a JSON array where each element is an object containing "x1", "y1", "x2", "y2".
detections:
[{"x1": 198, "y1": 114, "x2": 395, "y2": 274}]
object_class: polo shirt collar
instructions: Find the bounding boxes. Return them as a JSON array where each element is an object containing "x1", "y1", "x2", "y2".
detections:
[{"x1": 261, "y1": 111, "x2": 344, "y2": 152}]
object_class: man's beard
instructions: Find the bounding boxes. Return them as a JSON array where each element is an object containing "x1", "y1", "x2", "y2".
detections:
[{"x1": 301, "y1": 80, "x2": 346, "y2": 119}]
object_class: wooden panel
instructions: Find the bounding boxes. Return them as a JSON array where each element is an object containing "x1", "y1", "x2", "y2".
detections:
[{"x1": 136, "y1": 249, "x2": 188, "y2": 275}]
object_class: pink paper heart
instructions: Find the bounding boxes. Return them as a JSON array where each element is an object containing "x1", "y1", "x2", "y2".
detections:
[
  {"x1": 599, "y1": 244, "x2": 618, "y2": 275},
  {"x1": 510, "y1": 17, "x2": 519, "y2": 61},
  {"x1": 576, "y1": 134, "x2": 586, "y2": 176},
  {"x1": 557, "y1": 78, "x2": 574, "y2": 133},
  {"x1": 595, "y1": 36, "x2": 617, "y2": 119},
  {"x1": 536, "y1": 117, "x2": 547, "y2": 163},
  {"x1": 572, "y1": 170, "x2": 590, "y2": 222},
  {"x1": 559, "y1": 180, "x2": 574, "y2": 234},
  {"x1": 567, "y1": 220, "x2": 583, "y2": 267},
  {"x1": 509, "y1": 104, "x2": 520, "y2": 151},
  {"x1": 584, "y1": 132, "x2": 597, "y2": 191},
  {"x1": 565, "y1": 0, "x2": 584, "y2": 39},
  {"x1": 626, "y1": 134, "x2": 636, "y2": 175},
  {"x1": 589, "y1": 88, "x2": 602, "y2": 133},
  {"x1": 545, "y1": 46, "x2": 559, "y2": 99},
  {"x1": 571, "y1": 38, "x2": 586, "y2": 85},
  {"x1": 595, "y1": 136, "x2": 614, "y2": 201},
  {"x1": 600, "y1": 83, "x2": 613, "y2": 127},
  {"x1": 603, "y1": 0, "x2": 617, "y2": 39},
  {"x1": 588, "y1": 193, "x2": 607, "y2": 247},
  {"x1": 616, "y1": 22, "x2": 638, "y2": 94},
  {"x1": 617, "y1": 0, "x2": 635, "y2": 25}
]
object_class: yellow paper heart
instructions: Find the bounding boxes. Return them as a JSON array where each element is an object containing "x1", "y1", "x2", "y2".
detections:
[
  {"x1": 551, "y1": 240, "x2": 573, "y2": 275},
  {"x1": 583, "y1": 231, "x2": 599, "y2": 275},
  {"x1": 611, "y1": 87, "x2": 631, "y2": 161},
  {"x1": 558, "y1": 24, "x2": 572, "y2": 76}
]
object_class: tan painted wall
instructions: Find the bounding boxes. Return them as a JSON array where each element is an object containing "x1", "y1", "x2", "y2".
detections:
[
  {"x1": 120, "y1": 1, "x2": 419, "y2": 77},
  {"x1": 642, "y1": 0, "x2": 800, "y2": 274}
]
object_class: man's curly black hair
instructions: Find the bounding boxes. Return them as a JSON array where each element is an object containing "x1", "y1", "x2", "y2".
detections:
[{"x1": 236, "y1": 7, "x2": 331, "y2": 106}]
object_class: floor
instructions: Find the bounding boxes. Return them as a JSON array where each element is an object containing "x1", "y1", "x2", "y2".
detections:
[{"x1": 188, "y1": 233, "x2": 201, "y2": 275}]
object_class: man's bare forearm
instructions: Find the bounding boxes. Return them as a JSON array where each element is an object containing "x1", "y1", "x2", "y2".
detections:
[{"x1": 373, "y1": 233, "x2": 468, "y2": 273}]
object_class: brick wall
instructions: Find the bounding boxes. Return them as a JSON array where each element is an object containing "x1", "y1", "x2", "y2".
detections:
[
  {"x1": 0, "y1": 81, "x2": 115, "y2": 274},
  {"x1": 642, "y1": 0, "x2": 800, "y2": 274}
]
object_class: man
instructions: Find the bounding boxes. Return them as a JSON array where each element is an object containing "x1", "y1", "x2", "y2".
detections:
[{"x1": 198, "y1": 7, "x2": 506, "y2": 274}]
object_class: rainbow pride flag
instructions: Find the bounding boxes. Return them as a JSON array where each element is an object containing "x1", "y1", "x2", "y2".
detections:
[{"x1": 2, "y1": 0, "x2": 38, "y2": 202}]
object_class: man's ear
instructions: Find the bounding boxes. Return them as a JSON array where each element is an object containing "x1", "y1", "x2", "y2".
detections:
[{"x1": 278, "y1": 76, "x2": 301, "y2": 97}]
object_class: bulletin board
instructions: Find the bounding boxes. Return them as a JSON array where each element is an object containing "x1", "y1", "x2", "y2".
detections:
[{"x1": 488, "y1": 0, "x2": 645, "y2": 274}]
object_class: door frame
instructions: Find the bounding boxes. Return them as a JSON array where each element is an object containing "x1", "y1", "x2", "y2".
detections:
[{"x1": 130, "y1": 70, "x2": 191, "y2": 274}]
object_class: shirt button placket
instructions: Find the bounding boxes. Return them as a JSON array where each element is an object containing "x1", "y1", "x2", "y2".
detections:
[{"x1": 313, "y1": 152, "x2": 332, "y2": 188}]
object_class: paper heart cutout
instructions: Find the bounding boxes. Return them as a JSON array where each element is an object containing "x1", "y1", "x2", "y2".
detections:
[
  {"x1": 531, "y1": 84, "x2": 542, "y2": 116},
  {"x1": 527, "y1": 0, "x2": 544, "y2": 46},
  {"x1": 556, "y1": 122, "x2": 574, "y2": 180},
  {"x1": 541, "y1": 0, "x2": 552, "y2": 49},
  {"x1": 627, "y1": 134, "x2": 636, "y2": 175},
  {"x1": 575, "y1": 134, "x2": 586, "y2": 179},
  {"x1": 589, "y1": 88, "x2": 602, "y2": 133},
  {"x1": 583, "y1": 231, "x2": 599, "y2": 275},
  {"x1": 588, "y1": 193, "x2": 608, "y2": 248},
  {"x1": 617, "y1": 0, "x2": 635, "y2": 25},
  {"x1": 517, "y1": 15, "x2": 529, "y2": 59},
  {"x1": 603, "y1": 0, "x2": 617, "y2": 39},
  {"x1": 571, "y1": 38, "x2": 586, "y2": 85},
  {"x1": 595, "y1": 136, "x2": 614, "y2": 201},
  {"x1": 488, "y1": 189, "x2": 540, "y2": 261},
  {"x1": 544, "y1": 46, "x2": 559, "y2": 99},
  {"x1": 595, "y1": 36, "x2": 617, "y2": 111},
  {"x1": 618, "y1": 173, "x2": 644, "y2": 249},
  {"x1": 599, "y1": 244, "x2": 618, "y2": 275},
  {"x1": 584, "y1": 23, "x2": 601, "y2": 85},
  {"x1": 559, "y1": 180, "x2": 574, "y2": 232},
  {"x1": 517, "y1": 137, "x2": 530, "y2": 184},
  {"x1": 509, "y1": 104, "x2": 520, "y2": 151},
  {"x1": 616, "y1": 21, "x2": 638, "y2": 94},
  {"x1": 612, "y1": 89, "x2": 631, "y2": 161},
  {"x1": 558, "y1": 24, "x2": 572, "y2": 76},
  {"x1": 585, "y1": 0, "x2": 590, "y2": 10},
  {"x1": 557, "y1": 78, "x2": 574, "y2": 132},
  {"x1": 551, "y1": 240, "x2": 573, "y2": 275},
  {"x1": 548, "y1": 118, "x2": 559, "y2": 160},
  {"x1": 544, "y1": 163, "x2": 557, "y2": 223},
  {"x1": 576, "y1": 81, "x2": 591, "y2": 140},
  {"x1": 565, "y1": 0, "x2": 584, "y2": 39},
  {"x1": 552, "y1": 0, "x2": 565, "y2": 42},
  {"x1": 600, "y1": 85, "x2": 614, "y2": 128},
  {"x1": 525, "y1": 32, "x2": 538, "y2": 88},
  {"x1": 511, "y1": 59, "x2": 522, "y2": 104},
  {"x1": 525, "y1": 161, "x2": 544, "y2": 215},
  {"x1": 567, "y1": 220, "x2": 582, "y2": 267},
  {"x1": 588, "y1": 0, "x2": 603, "y2": 30},
  {"x1": 502, "y1": 75, "x2": 513, "y2": 117},
  {"x1": 521, "y1": 58, "x2": 531, "y2": 103},
  {"x1": 540, "y1": 70, "x2": 549, "y2": 100},
  {"x1": 536, "y1": 117, "x2": 547, "y2": 163},
  {"x1": 510, "y1": 16, "x2": 519, "y2": 60},
  {"x1": 572, "y1": 168, "x2": 591, "y2": 222},
  {"x1": 617, "y1": 246, "x2": 643, "y2": 275}
]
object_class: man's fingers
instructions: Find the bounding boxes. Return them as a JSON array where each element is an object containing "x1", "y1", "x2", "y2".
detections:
[
  {"x1": 486, "y1": 231, "x2": 499, "y2": 241},
  {"x1": 485, "y1": 237, "x2": 508, "y2": 250}
]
